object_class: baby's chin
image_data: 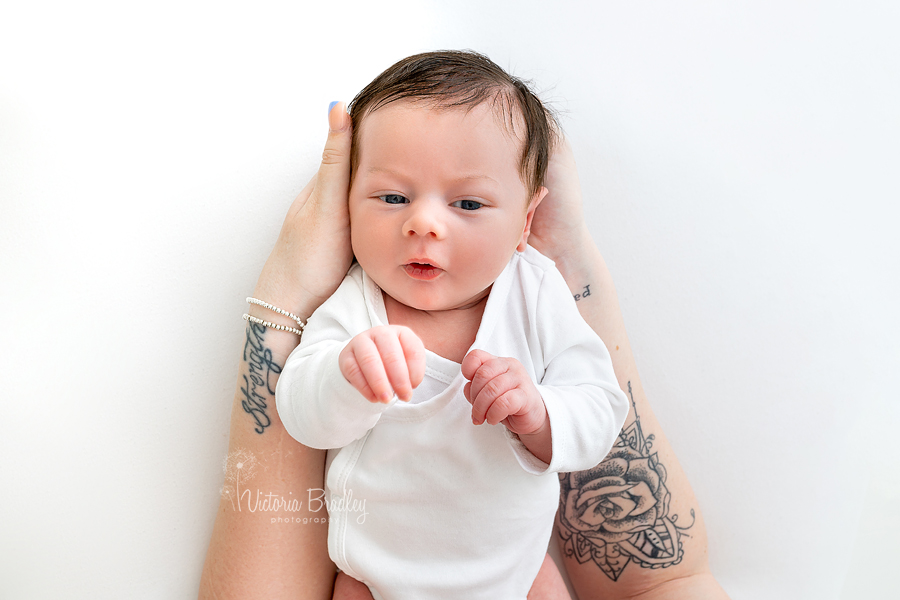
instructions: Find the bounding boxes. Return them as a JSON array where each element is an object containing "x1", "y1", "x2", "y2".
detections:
[{"x1": 381, "y1": 287, "x2": 492, "y2": 314}]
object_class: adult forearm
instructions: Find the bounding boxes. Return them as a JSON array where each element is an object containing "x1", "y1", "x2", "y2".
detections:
[
  {"x1": 200, "y1": 101, "x2": 354, "y2": 600},
  {"x1": 199, "y1": 301, "x2": 334, "y2": 600},
  {"x1": 553, "y1": 240, "x2": 728, "y2": 600}
]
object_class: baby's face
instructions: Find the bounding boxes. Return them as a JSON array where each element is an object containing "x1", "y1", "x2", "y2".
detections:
[{"x1": 349, "y1": 100, "x2": 543, "y2": 312}]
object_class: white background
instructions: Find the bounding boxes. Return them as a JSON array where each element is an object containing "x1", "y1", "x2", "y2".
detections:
[{"x1": 1, "y1": 1, "x2": 898, "y2": 598}]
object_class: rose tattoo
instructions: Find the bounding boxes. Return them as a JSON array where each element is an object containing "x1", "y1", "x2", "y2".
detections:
[{"x1": 557, "y1": 382, "x2": 695, "y2": 581}]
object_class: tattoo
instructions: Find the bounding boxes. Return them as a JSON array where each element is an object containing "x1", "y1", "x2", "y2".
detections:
[
  {"x1": 573, "y1": 284, "x2": 591, "y2": 302},
  {"x1": 240, "y1": 322, "x2": 283, "y2": 434},
  {"x1": 558, "y1": 381, "x2": 695, "y2": 581}
]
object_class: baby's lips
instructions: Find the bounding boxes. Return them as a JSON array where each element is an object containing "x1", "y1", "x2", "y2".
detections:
[
  {"x1": 403, "y1": 263, "x2": 443, "y2": 281},
  {"x1": 405, "y1": 257, "x2": 443, "y2": 269}
]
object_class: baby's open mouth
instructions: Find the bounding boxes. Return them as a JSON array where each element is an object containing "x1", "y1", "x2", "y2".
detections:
[{"x1": 404, "y1": 262, "x2": 442, "y2": 281}]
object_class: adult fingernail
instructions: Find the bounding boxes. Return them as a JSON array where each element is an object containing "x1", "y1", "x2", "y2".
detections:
[{"x1": 328, "y1": 101, "x2": 349, "y2": 133}]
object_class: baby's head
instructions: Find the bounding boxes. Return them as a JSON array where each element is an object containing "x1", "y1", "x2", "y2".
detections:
[
  {"x1": 347, "y1": 50, "x2": 558, "y2": 313},
  {"x1": 349, "y1": 50, "x2": 557, "y2": 200}
]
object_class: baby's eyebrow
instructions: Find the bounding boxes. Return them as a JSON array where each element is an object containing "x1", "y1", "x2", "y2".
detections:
[
  {"x1": 365, "y1": 166, "x2": 405, "y2": 177},
  {"x1": 366, "y1": 166, "x2": 499, "y2": 186}
]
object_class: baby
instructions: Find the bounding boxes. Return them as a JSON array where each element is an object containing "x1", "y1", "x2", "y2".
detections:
[{"x1": 276, "y1": 51, "x2": 629, "y2": 599}]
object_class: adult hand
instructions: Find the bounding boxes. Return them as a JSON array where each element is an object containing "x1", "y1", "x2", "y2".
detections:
[
  {"x1": 252, "y1": 102, "x2": 355, "y2": 322},
  {"x1": 527, "y1": 136, "x2": 596, "y2": 275}
]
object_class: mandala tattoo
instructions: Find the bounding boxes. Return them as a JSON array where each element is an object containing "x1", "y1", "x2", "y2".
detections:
[{"x1": 558, "y1": 381, "x2": 695, "y2": 581}]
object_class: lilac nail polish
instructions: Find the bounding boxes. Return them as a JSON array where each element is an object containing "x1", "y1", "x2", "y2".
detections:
[{"x1": 328, "y1": 101, "x2": 339, "y2": 114}]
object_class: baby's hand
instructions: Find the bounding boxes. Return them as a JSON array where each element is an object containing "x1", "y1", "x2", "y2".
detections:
[
  {"x1": 461, "y1": 350, "x2": 548, "y2": 435},
  {"x1": 339, "y1": 326, "x2": 426, "y2": 404}
]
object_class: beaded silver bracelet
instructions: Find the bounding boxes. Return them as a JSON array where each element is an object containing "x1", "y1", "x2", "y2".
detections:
[
  {"x1": 242, "y1": 313, "x2": 303, "y2": 336},
  {"x1": 246, "y1": 297, "x2": 306, "y2": 330}
]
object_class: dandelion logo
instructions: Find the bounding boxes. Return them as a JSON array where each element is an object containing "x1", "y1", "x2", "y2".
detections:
[
  {"x1": 221, "y1": 448, "x2": 259, "y2": 510},
  {"x1": 217, "y1": 447, "x2": 312, "y2": 516}
]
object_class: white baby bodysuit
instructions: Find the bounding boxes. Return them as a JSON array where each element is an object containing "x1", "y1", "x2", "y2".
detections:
[{"x1": 276, "y1": 245, "x2": 629, "y2": 599}]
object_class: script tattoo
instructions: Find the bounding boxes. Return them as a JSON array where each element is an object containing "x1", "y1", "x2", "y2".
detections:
[
  {"x1": 558, "y1": 381, "x2": 695, "y2": 580},
  {"x1": 573, "y1": 284, "x2": 591, "y2": 302},
  {"x1": 240, "y1": 322, "x2": 282, "y2": 434}
]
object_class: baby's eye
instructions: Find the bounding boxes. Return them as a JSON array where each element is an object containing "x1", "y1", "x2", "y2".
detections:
[
  {"x1": 379, "y1": 194, "x2": 409, "y2": 204},
  {"x1": 452, "y1": 199, "x2": 483, "y2": 211}
]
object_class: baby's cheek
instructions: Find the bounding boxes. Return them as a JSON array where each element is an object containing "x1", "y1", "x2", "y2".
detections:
[{"x1": 349, "y1": 221, "x2": 379, "y2": 266}]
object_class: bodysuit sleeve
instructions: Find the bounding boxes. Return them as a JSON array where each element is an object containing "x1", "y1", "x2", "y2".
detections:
[
  {"x1": 507, "y1": 263, "x2": 630, "y2": 475},
  {"x1": 275, "y1": 270, "x2": 394, "y2": 449}
]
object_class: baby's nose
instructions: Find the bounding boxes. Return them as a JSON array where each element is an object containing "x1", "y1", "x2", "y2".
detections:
[{"x1": 404, "y1": 200, "x2": 447, "y2": 239}]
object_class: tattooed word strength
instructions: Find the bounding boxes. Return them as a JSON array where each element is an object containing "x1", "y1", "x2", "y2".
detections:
[
  {"x1": 573, "y1": 284, "x2": 591, "y2": 302},
  {"x1": 241, "y1": 322, "x2": 282, "y2": 434}
]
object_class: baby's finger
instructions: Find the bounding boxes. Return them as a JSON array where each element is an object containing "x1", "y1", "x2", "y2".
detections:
[
  {"x1": 484, "y1": 389, "x2": 525, "y2": 426},
  {"x1": 461, "y1": 349, "x2": 494, "y2": 381},
  {"x1": 470, "y1": 371, "x2": 517, "y2": 425},
  {"x1": 339, "y1": 346, "x2": 378, "y2": 403},
  {"x1": 354, "y1": 336, "x2": 394, "y2": 403},
  {"x1": 467, "y1": 359, "x2": 511, "y2": 410},
  {"x1": 397, "y1": 327, "x2": 426, "y2": 389},
  {"x1": 372, "y1": 329, "x2": 413, "y2": 402}
]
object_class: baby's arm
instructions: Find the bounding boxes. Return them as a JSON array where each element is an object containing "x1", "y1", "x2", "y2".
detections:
[
  {"x1": 276, "y1": 277, "x2": 422, "y2": 448},
  {"x1": 461, "y1": 350, "x2": 552, "y2": 464},
  {"x1": 464, "y1": 262, "x2": 630, "y2": 474},
  {"x1": 528, "y1": 265, "x2": 631, "y2": 474}
]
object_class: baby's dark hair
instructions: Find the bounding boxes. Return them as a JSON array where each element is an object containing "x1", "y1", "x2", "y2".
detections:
[{"x1": 348, "y1": 50, "x2": 558, "y2": 198}]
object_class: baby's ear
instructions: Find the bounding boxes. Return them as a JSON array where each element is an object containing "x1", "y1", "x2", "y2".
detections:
[{"x1": 517, "y1": 187, "x2": 549, "y2": 252}]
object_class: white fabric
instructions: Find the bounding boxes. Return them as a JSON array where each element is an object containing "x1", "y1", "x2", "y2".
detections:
[
  {"x1": 410, "y1": 351, "x2": 459, "y2": 405},
  {"x1": 276, "y1": 245, "x2": 629, "y2": 599}
]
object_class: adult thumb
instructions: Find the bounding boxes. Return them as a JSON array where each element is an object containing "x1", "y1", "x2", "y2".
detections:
[{"x1": 316, "y1": 101, "x2": 353, "y2": 205}]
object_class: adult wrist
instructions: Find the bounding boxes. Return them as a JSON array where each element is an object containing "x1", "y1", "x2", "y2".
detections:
[
  {"x1": 252, "y1": 267, "x2": 322, "y2": 327},
  {"x1": 243, "y1": 290, "x2": 310, "y2": 362}
]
